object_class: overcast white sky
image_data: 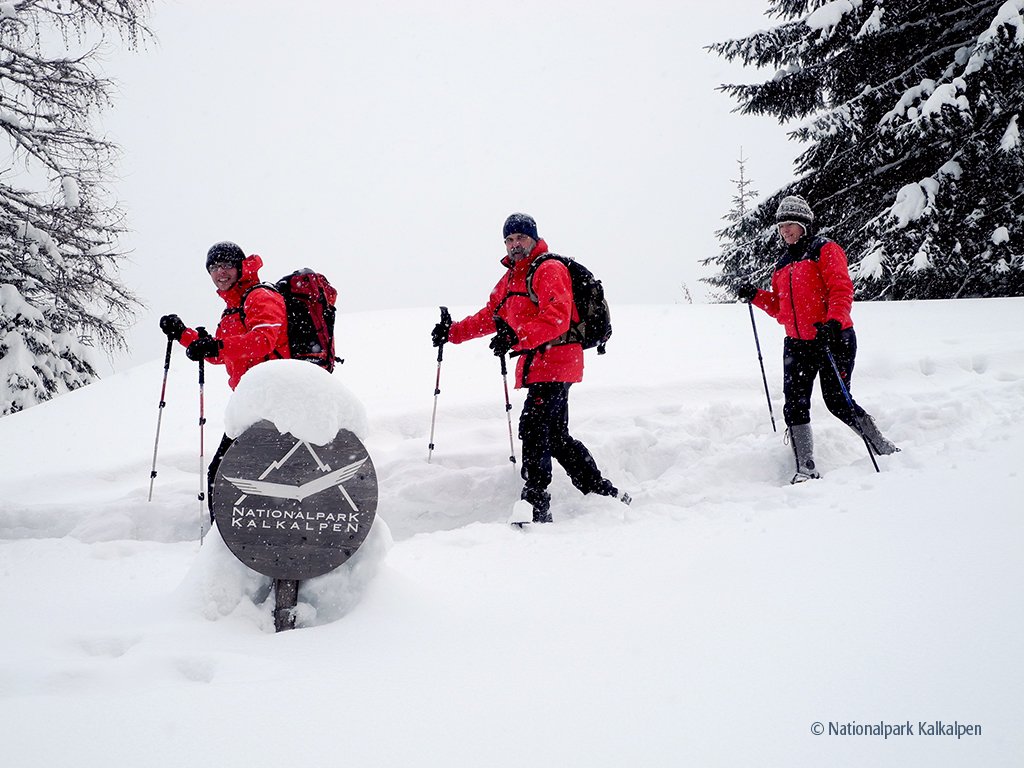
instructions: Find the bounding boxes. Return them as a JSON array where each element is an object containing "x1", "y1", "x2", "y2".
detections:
[{"x1": 101, "y1": 1, "x2": 798, "y2": 369}]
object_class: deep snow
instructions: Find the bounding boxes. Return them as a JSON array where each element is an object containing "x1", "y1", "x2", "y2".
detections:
[{"x1": 0, "y1": 299, "x2": 1021, "y2": 767}]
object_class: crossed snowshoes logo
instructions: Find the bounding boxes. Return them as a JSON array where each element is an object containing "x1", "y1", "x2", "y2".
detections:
[{"x1": 212, "y1": 419, "x2": 378, "y2": 580}]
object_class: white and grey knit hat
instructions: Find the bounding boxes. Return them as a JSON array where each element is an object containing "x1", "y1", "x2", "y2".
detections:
[{"x1": 775, "y1": 195, "x2": 814, "y2": 230}]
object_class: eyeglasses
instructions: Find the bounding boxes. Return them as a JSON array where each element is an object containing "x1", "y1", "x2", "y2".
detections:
[{"x1": 207, "y1": 261, "x2": 238, "y2": 273}]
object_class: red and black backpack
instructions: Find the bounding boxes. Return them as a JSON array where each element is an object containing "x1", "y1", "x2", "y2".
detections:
[{"x1": 232, "y1": 269, "x2": 340, "y2": 372}]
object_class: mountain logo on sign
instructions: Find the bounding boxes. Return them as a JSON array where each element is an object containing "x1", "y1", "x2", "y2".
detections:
[{"x1": 225, "y1": 438, "x2": 368, "y2": 512}]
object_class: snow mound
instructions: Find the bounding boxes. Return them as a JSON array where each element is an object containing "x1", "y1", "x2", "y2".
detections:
[
  {"x1": 225, "y1": 358, "x2": 369, "y2": 443},
  {"x1": 175, "y1": 517, "x2": 392, "y2": 631},
  {"x1": 181, "y1": 359, "x2": 391, "y2": 630}
]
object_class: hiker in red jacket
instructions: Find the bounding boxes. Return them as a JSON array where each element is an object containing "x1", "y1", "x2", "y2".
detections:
[
  {"x1": 737, "y1": 196, "x2": 898, "y2": 484},
  {"x1": 159, "y1": 242, "x2": 290, "y2": 390},
  {"x1": 158, "y1": 241, "x2": 289, "y2": 518},
  {"x1": 431, "y1": 213, "x2": 628, "y2": 524}
]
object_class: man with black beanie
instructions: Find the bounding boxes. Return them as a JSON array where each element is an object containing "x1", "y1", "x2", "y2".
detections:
[
  {"x1": 431, "y1": 213, "x2": 629, "y2": 524},
  {"x1": 158, "y1": 241, "x2": 290, "y2": 518}
]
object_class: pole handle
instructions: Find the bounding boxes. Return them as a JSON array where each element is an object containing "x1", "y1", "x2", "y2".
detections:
[{"x1": 436, "y1": 306, "x2": 451, "y2": 363}]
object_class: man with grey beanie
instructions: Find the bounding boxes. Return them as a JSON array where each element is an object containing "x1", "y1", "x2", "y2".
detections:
[{"x1": 736, "y1": 195, "x2": 899, "y2": 484}]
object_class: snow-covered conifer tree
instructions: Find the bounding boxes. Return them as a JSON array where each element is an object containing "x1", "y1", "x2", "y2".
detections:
[
  {"x1": 0, "y1": 0, "x2": 150, "y2": 415},
  {"x1": 706, "y1": 0, "x2": 1024, "y2": 299}
]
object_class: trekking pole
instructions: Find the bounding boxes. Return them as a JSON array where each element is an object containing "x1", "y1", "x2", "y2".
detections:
[
  {"x1": 823, "y1": 345, "x2": 880, "y2": 473},
  {"x1": 427, "y1": 306, "x2": 451, "y2": 463},
  {"x1": 148, "y1": 337, "x2": 175, "y2": 501},
  {"x1": 196, "y1": 326, "x2": 210, "y2": 539},
  {"x1": 498, "y1": 353, "x2": 517, "y2": 466},
  {"x1": 747, "y1": 303, "x2": 777, "y2": 432}
]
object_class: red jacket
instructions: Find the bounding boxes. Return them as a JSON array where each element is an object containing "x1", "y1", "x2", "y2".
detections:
[
  {"x1": 179, "y1": 254, "x2": 290, "y2": 389},
  {"x1": 448, "y1": 239, "x2": 583, "y2": 388},
  {"x1": 752, "y1": 237, "x2": 855, "y2": 340}
]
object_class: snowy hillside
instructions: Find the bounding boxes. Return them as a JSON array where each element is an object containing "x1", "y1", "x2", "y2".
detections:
[{"x1": 0, "y1": 300, "x2": 1021, "y2": 767}]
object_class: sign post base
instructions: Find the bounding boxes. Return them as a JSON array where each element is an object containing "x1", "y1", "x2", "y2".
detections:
[{"x1": 274, "y1": 578, "x2": 299, "y2": 632}]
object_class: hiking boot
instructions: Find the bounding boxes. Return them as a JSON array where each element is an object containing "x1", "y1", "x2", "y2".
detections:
[
  {"x1": 521, "y1": 487, "x2": 552, "y2": 524},
  {"x1": 855, "y1": 414, "x2": 900, "y2": 455},
  {"x1": 789, "y1": 424, "x2": 821, "y2": 485},
  {"x1": 592, "y1": 478, "x2": 631, "y2": 505}
]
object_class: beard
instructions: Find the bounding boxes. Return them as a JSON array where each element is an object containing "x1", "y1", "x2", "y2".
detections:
[{"x1": 508, "y1": 245, "x2": 528, "y2": 261}]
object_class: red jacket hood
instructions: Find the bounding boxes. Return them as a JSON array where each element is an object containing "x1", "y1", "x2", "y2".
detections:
[{"x1": 217, "y1": 253, "x2": 264, "y2": 306}]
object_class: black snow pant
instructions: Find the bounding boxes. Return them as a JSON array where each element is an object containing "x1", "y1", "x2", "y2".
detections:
[
  {"x1": 518, "y1": 382, "x2": 605, "y2": 509},
  {"x1": 207, "y1": 433, "x2": 235, "y2": 522},
  {"x1": 783, "y1": 327, "x2": 867, "y2": 428}
]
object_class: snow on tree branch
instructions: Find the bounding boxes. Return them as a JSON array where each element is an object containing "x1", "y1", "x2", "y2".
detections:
[
  {"x1": 706, "y1": 0, "x2": 1024, "y2": 301},
  {"x1": 0, "y1": 0, "x2": 152, "y2": 415}
]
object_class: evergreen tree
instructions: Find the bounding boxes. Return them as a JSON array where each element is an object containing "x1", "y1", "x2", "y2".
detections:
[
  {"x1": 703, "y1": 148, "x2": 774, "y2": 301},
  {"x1": 0, "y1": 0, "x2": 150, "y2": 415},
  {"x1": 705, "y1": 0, "x2": 1024, "y2": 300}
]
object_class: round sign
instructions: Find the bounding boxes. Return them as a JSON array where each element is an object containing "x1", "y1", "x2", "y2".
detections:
[{"x1": 212, "y1": 419, "x2": 378, "y2": 580}]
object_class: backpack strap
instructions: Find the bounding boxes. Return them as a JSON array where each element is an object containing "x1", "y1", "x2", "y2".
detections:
[
  {"x1": 524, "y1": 253, "x2": 576, "y2": 347},
  {"x1": 222, "y1": 283, "x2": 279, "y2": 327},
  {"x1": 221, "y1": 283, "x2": 285, "y2": 360},
  {"x1": 496, "y1": 254, "x2": 577, "y2": 379},
  {"x1": 524, "y1": 253, "x2": 555, "y2": 303},
  {"x1": 493, "y1": 262, "x2": 530, "y2": 316}
]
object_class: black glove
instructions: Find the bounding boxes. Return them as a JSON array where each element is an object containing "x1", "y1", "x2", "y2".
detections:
[
  {"x1": 814, "y1": 319, "x2": 842, "y2": 345},
  {"x1": 159, "y1": 314, "x2": 186, "y2": 341},
  {"x1": 431, "y1": 320, "x2": 451, "y2": 347},
  {"x1": 185, "y1": 335, "x2": 223, "y2": 361},
  {"x1": 431, "y1": 306, "x2": 452, "y2": 348},
  {"x1": 489, "y1": 322, "x2": 518, "y2": 357},
  {"x1": 736, "y1": 284, "x2": 757, "y2": 303}
]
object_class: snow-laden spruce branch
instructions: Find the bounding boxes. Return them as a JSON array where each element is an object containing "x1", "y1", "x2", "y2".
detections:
[{"x1": 704, "y1": 0, "x2": 1023, "y2": 302}]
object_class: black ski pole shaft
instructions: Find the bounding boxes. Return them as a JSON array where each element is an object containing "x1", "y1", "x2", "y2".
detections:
[
  {"x1": 747, "y1": 303, "x2": 777, "y2": 432},
  {"x1": 196, "y1": 327, "x2": 209, "y2": 539},
  {"x1": 499, "y1": 353, "x2": 517, "y2": 466},
  {"x1": 823, "y1": 345, "x2": 880, "y2": 473},
  {"x1": 148, "y1": 338, "x2": 175, "y2": 501},
  {"x1": 428, "y1": 306, "x2": 451, "y2": 463}
]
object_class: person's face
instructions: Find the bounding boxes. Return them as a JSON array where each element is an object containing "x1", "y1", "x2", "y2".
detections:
[
  {"x1": 208, "y1": 262, "x2": 240, "y2": 291},
  {"x1": 505, "y1": 233, "x2": 536, "y2": 262},
  {"x1": 778, "y1": 222, "x2": 805, "y2": 245}
]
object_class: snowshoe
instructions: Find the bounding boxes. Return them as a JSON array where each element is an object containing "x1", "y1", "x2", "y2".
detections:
[
  {"x1": 508, "y1": 500, "x2": 534, "y2": 527},
  {"x1": 790, "y1": 469, "x2": 821, "y2": 485}
]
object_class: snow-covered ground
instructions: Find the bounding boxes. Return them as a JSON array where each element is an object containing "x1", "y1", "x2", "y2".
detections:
[{"x1": 1, "y1": 299, "x2": 1021, "y2": 767}]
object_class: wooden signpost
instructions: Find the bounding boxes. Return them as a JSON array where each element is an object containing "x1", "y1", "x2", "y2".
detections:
[{"x1": 211, "y1": 419, "x2": 378, "y2": 631}]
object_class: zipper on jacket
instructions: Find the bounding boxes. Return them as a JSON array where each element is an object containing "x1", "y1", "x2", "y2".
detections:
[{"x1": 787, "y1": 266, "x2": 805, "y2": 340}]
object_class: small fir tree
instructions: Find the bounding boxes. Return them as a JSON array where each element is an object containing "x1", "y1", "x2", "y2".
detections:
[{"x1": 703, "y1": 148, "x2": 775, "y2": 300}]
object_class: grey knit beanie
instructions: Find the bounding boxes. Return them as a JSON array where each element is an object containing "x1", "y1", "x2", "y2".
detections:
[{"x1": 775, "y1": 196, "x2": 814, "y2": 230}]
